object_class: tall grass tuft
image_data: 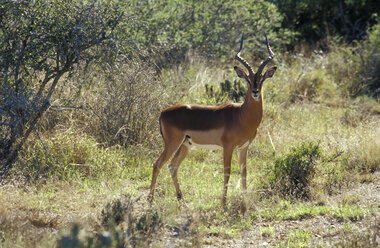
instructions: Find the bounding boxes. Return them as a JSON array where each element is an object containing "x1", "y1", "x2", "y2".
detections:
[{"x1": 15, "y1": 131, "x2": 131, "y2": 180}]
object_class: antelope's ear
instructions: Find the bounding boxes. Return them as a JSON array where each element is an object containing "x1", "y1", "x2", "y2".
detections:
[
  {"x1": 234, "y1": 66, "x2": 248, "y2": 79},
  {"x1": 263, "y1": 66, "x2": 277, "y2": 79}
]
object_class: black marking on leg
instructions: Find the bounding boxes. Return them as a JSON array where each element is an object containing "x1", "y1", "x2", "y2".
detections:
[
  {"x1": 185, "y1": 135, "x2": 192, "y2": 145},
  {"x1": 177, "y1": 193, "x2": 183, "y2": 200}
]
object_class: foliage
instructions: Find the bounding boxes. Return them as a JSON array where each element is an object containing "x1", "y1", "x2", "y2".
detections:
[
  {"x1": 272, "y1": 0, "x2": 380, "y2": 44},
  {"x1": 269, "y1": 142, "x2": 322, "y2": 199},
  {"x1": 0, "y1": 0, "x2": 122, "y2": 175},
  {"x1": 118, "y1": 0, "x2": 292, "y2": 64},
  {"x1": 268, "y1": 24, "x2": 380, "y2": 102},
  {"x1": 360, "y1": 23, "x2": 380, "y2": 96},
  {"x1": 205, "y1": 79, "x2": 247, "y2": 104},
  {"x1": 264, "y1": 50, "x2": 342, "y2": 105},
  {"x1": 325, "y1": 23, "x2": 380, "y2": 97}
]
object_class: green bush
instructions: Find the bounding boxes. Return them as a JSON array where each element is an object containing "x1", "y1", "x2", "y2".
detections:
[
  {"x1": 269, "y1": 142, "x2": 322, "y2": 199},
  {"x1": 269, "y1": 52, "x2": 341, "y2": 105},
  {"x1": 205, "y1": 79, "x2": 247, "y2": 104},
  {"x1": 118, "y1": 0, "x2": 293, "y2": 63},
  {"x1": 15, "y1": 131, "x2": 130, "y2": 180},
  {"x1": 328, "y1": 23, "x2": 380, "y2": 97},
  {"x1": 363, "y1": 23, "x2": 380, "y2": 96},
  {"x1": 272, "y1": 0, "x2": 380, "y2": 43}
]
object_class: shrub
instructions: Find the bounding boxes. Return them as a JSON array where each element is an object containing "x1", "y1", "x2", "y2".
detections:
[
  {"x1": 329, "y1": 23, "x2": 380, "y2": 97},
  {"x1": 101, "y1": 194, "x2": 133, "y2": 229},
  {"x1": 57, "y1": 224, "x2": 123, "y2": 248},
  {"x1": 15, "y1": 131, "x2": 129, "y2": 180},
  {"x1": 272, "y1": 0, "x2": 380, "y2": 44},
  {"x1": 363, "y1": 23, "x2": 380, "y2": 96},
  {"x1": 270, "y1": 52, "x2": 341, "y2": 105},
  {"x1": 205, "y1": 79, "x2": 246, "y2": 104},
  {"x1": 58, "y1": 195, "x2": 161, "y2": 248},
  {"x1": 289, "y1": 69, "x2": 327, "y2": 102},
  {"x1": 76, "y1": 60, "x2": 166, "y2": 148},
  {"x1": 269, "y1": 142, "x2": 322, "y2": 199},
  {"x1": 0, "y1": 0, "x2": 122, "y2": 175}
]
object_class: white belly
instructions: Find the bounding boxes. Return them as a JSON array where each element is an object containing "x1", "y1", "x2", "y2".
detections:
[{"x1": 191, "y1": 142, "x2": 223, "y2": 150}]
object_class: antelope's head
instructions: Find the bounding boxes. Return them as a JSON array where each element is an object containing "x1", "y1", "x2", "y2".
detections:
[{"x1": 234, "y1": 33, "x2": 277, "y2": 101}]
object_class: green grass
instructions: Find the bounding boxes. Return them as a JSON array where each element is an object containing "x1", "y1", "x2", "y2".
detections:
[
  {"x1": 277, "y1": 229, "x2": 312, "y2": 248},
  {"x1": 260, "y1": 225, "x2": 275, "y2": 237}
]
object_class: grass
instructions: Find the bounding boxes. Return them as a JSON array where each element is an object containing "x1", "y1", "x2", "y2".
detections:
[
  {"x1": 276, "y1": 229, "x2": 312, "y2": 248},
  {"x1": 2, "y1": 176, "x2": 374, "y2": 247}
]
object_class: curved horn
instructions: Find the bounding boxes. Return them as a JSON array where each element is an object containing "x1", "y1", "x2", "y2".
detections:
[
  {"x1": 235, "y1": 33, "x2": 254, "y2": 76},
  {"x1": 255, "y1": 32, "x2": 274, "y2": 77}
]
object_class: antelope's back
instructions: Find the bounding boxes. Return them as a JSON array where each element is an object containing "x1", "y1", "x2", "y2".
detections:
[{"x1": 160, "y1": 103, "x2": 241, "y2": 131}]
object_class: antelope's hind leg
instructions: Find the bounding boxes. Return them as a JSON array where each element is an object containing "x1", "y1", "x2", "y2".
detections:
[
  {"x1": 149, "y1": 135, "x2": 184, "y2": 202},
  {"x1": 222, "y1": 147, "x2": 234, "y2": 207},
  {"x1": 168, "y1": 143, "x2": 190, "y2": 200}
]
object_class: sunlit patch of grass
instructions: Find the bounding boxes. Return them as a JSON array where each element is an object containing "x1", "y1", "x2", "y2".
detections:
[
  {"x1": 206, "y1": 224, "x2": 240, "y2": 239},
  {"x1": 332, "y1": 204, "x2": 365, "y2": 222},
  {"x1": 246, "y1": 199, "x2": 370, "y2": 225},
  {"x1": 251, "y1": 201, "x2": 326, "y2": 221},
  {"x1": 276, "y1": 229, "x2": 312, "y2": 248},
  {"x1": 260, "y1": 225, "x2": 275, "y2": 237},
  {"x1": 343, "y1": 222, "x2": 353, "y2": 232},
  {"x1": 15, "y1": 129, "x2": 157, "y2": 184}
]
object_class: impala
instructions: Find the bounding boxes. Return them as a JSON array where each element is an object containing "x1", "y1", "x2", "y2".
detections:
[{"x1": 149, "y1": 33, "x2": 277, "y2": 206}]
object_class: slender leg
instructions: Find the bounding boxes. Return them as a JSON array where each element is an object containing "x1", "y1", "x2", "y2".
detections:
[
  {"x1": 237, "y1": 146, "x2": 249, "y2": 213},
  {"x1": 237, "y1": 146, "x2": 248, "y2": 192},
  {"x1": 222, "y1": 147, "x2": 233, "y2": 206},
  {"x1": 168, "y1": 143, "x2": 189, "y2": 200},
  {"x1": 149, "y1": 139, "x2": 183, "y2": 202}
]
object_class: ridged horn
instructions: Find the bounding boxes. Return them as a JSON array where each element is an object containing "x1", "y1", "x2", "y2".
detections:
[
  {"x1": 235, "y1": 33, "x2": 254, "y2": 76},
  {"x1": 255, "y1": 32, "x2": 274, "y2": 77}
]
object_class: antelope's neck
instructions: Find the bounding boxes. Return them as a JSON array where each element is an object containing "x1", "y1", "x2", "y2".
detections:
[{"x1": 240, "y1": 91, "x2": 263, "y2": 130}]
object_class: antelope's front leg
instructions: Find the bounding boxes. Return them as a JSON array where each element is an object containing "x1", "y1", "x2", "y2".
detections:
[
  {"x1": 222, "y1": 147, "x2": 233, "y2": 206},
  {"x1": 238, "y1": 146, "x2": 248, "y2": 192},
  {"x1": 238, "y1": 146, "x2": 249, "y2": 213}
]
